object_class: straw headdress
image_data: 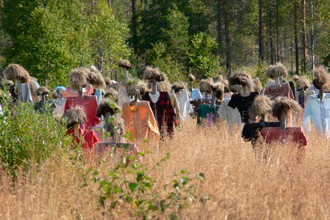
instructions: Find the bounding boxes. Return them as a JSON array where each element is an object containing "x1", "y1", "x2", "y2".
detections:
[
  {"x1": 172, "y1": 82, "x2": 187, "y2": 93},
  {"x1": 322, "y1": 83, "x2": 330, "y2": 93},
  {"x1": 4, "y1": 80, "x2": 14, "y2": 87},
  {"x1": 158, "y1": 80, "x2": 172, "y2": 93},
  {"x1": 188, "y1": 74, "x2": 195, "y2": 82},
  {"x1": 212, "y1": 82, "x2": 225, "y2": 101},
  {"x1": 37, "y1": 86, "x2": 50, "y2": 96},
  {"x1": 4, "y1": 64, "x2": 30, "y2": 83},
  {"x1": 313, "y1": 66, "x2": 329, "y2": 90},
  {"x1": 104, "y1": 77, "x2": 111, "y2": 86},
  {"x1": 213, "y1": 75, "x2": 223, "y2": 83},
  {"x1": 200, "y1": 78, "x2": 214, "y2": 94},
  {"x1": 228, "y1": 72, "x2": 254, "y2": 92},
  {"x1": 272, "y1": 97, "x2": 302, "y2": 120},
  {"x1": 97, "y1": 99, "x2": 121, "y2": 117},
  {"x1": 70, "y1": 67, "x2": 88, "y2": 91},
  {"x1": 296, "y1": 76, "x2": 310, "y2": 91},
  {"x1": 143, "y1": 67, "x2": 165, "y2": 82},
  {"x1": 127, "y1": 80, "x2": 148, "y2": 97},
  {"x1": 266, "y1": 63, "x2": 288, "y2": 79},
  {"x1": 88, "y1": 66, "x2": 106, "y2": 89},
  {"x1": 292, "y1": 75, "x2": 300, "y2": 82},
  {"x1": 63, "y1": 106, "x2": 87, "y2": 127},
  {"x1": 118, "y1": 59, "x2": 132, "y2": 69},
  {"x1": 253, "y1": 78, "x2": 263, "y2": 93},
  {"x1": 251, "y1": 95, "x2": 273, "y2": 119}
]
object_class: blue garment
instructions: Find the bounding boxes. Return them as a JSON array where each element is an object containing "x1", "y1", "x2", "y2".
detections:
[
  {"x1": 94, "y1": 89, "x2": 102, "y2": 105},
  {"x1": 303, "y1": 93, "x2": 330, "y2": 137},
  {"x1": 55, "y1": 86, "x2": 66, "y2": 94},
  {"x1": 191, "y1": 88, "x2": 202, "y2": 100}
]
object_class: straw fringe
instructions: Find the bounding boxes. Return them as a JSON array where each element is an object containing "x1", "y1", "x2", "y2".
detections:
[
  {"x1": 296, "y1": 76, "x2": 310, "y2": 91},
  {"x1": 63, "y1": 106, "x2": 87, "y2": 127},
  {"x1": 4, "y1": 64, "x2": 30, "y2": 83},
  {"x1": 88, "y1": 66, "x2": 106, "y2": 89},
  {"x1": 118, "y1": 59, "x2": 132, "y2": 69},
  {"x1": 70, "y1": 67, "x2": 88, "y2": 91},
  {"x1": 97, "y1": 99, "x2": 120, "y2": 117},
  {"x1": 272, "y1": 97, "x2": 302, "y2": 120},
  {"x1": 251, "y1": 95, "x2": 272, "y2": 118},
  {"x1": 37, "y1": 86, "x2": 50, "y2": 96},
  {"x1": 313, "y1": 66, "x2": 329, "y2": 89}
]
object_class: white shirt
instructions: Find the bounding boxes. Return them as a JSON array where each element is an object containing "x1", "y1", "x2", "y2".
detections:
[
  {"x1": 149, "y1": 92, "x2": 160, "y2": 103},
  {"x1": 303, "y1": 93, "x2": 330, "y2": 137},
  {"x1": 176, "y1": 90, "x2": 193, "y2": 123},
  {"x1": 217, "y1": 98, "x2": 242, "y2": 129}
]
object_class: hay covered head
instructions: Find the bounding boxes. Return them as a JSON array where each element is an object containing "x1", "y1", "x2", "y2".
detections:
[
  {"x1": 251, "y1": 95, "x2": 273, "y2": 120},
  {"x1": 63, "y1": 106, "x2": 87, "y2": 128},
  {"x1": 272, "y1": 97, "x2": 302, "y2": 121},
  {"x1": 70, "y1": 67, "x2": 88, "y2": 92},
  {"x1": 4, "y1": 64, "x2": 30, "y2": 83},
  {"x1": 266, "y1": 63, "x2": 288, "y2": 79},
  {"x1": 228, "y1": 72, "x2": 254, "y2": 93},
  {"x1": 313, "y1": 66, "x2": 329, "y2": 90}
]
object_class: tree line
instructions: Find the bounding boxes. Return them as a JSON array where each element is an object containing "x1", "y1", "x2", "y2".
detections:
[{"x1": 0, "y1": 0, "x2": 328, "y2": 87}]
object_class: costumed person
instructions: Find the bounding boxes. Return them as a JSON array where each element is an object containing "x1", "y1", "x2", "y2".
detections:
[
  {"x1": 3, "y1": 64, "x2": 34, "y2": 103},
  {"x1": 88, "y1": 65, "x2": 106, "y2": 104},
  {"x1": 117, "y1": 59, "x2": 132, "y2": 107},
  {"x1": 303, "y1": 66, "x2": 330, "y2": 138},
  {"x1": 121, "y1": 80, "x2": 160, "y2": 145},
  {"x1": 295, "y1": 76, "x2": 313, "y2": 108},
  {"x1": 64, "y1": 106, "x2": 99, "y2": 151},
  {"x1": 217, "y1": 82, "x2": 242, "y2": 130},
  {"x1": 172, "y1": 82, "x2": 193, "y2": 124},
  {"x1": 34, "y1": 86, "x2": 54, "y2": 113},
  {"x1": 241, "y1": 95, "x2": 280, "y2": 146},
  {"x1": 264, "y1": 63, "x2": 295, "y2": 100},
  {"x1": 142, "y1": 67, "x2": 176, "y2": 137},
  {"x1": 96, "y1": 99, "x2": 124, "y2": 142},
  {"x1": 64, "y1": 68, "x2": 100, "y2": 129},
  {"x1": 197, "y1": 80, "x2": 223, "y2": 125},
  {"x1": 260, "y1": 97, "x2": 307, "y2": 149},
  {"x1": 228, "y1": 72, "x2": 258, "y2": 123}
]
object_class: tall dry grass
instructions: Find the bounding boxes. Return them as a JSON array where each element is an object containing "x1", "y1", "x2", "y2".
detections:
[{"x1": 0, "y1": 121, "x2": 329, "y2": 219}]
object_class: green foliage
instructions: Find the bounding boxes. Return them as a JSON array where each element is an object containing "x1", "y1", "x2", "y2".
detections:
[
  {"x1": 0, "y1": 91, "x2": 71, "y2": 178},
  {"x1": 188, "y1": 33, "x2": 219, "y2": 79},
  {"x1": 0, "y1": 0, "x2": 130, "y2": 88},
  {"x1": 90, "y1": 150, "x2": 209, "y2": 219}
]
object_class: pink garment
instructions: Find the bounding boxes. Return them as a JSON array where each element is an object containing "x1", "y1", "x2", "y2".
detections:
[
  {"x1": 64, "y1": 96, "x2": 101, "y2": 129},
  {"x1": 260, "y1": 127, "x2": 307, "y2": 149},
  {"x1": 264, "y1": 83, "x2": 294, "y2": 100}
]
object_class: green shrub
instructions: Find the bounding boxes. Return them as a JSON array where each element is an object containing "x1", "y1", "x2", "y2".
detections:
[{"x1": 0, "y1": 94, "x2": 71, "y2": 178}]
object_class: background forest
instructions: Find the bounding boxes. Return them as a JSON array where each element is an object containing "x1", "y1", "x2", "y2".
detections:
[{"x1": 0, "y1": 0, "x2": 329, "y2": 87}]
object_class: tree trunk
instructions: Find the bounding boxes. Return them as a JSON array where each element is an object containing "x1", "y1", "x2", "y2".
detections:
[
  {"x1": 293, "y1": 1, "x2": 299, "y2": 75},
  {"x1": 311, "y1": 0, "x2": 315, "y2": 69},
  {"x1": 131, "y1": 0, "x2": 138, "y2": 54},
  {"x1": 224, "y1": 0, "x2": 231, "y2": 76},
  {"x1": 258, "y1": 0, "x2": 264, "y2": 61},
  {"x1": 301, "y1": 0, "x2": 307, "y2": 73},
  {"x1": 270, "y1": 27, "x2": 274, "y2": 64},
  {"x1": 217, "y1": 0, "x2": 223, "y2": 54}
]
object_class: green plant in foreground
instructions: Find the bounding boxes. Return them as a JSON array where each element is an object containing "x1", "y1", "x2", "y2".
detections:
[{"x1": 90, "y1": 149, "x2": 209, "y2": 219}]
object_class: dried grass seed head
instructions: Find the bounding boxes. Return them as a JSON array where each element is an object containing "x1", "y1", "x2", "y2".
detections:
[{"x1": 296, "y1": 76, "x2": 311, "y2": 91}]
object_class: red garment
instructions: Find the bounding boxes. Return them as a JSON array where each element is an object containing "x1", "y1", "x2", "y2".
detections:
[
  {"x1": 67, "y1": 125, "x2": 100, "y2": 150},
  {"x1": 260, "y1": 127, "x2": 307, "y2": 148},
  {"x1": 142, "y1": 92, "x2": 177, "y2": 136},
  {"x1": 64, "y1": 96, "x2": 101, "y2": 129},
  {"x1": 63, "y1": 85, "x2": 94, "y2": 98},
  {"x1": 264, "y1": 83, "x2": 295, "y2": 100}
]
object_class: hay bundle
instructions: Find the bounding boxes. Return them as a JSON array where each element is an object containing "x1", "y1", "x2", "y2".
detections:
[
  {"x1": 296, "y1": 76, "x2": 310, "y2": 91},
  {"x1": 229, "y1": 72, "x2": 254, "y2": 92},
  {"x1": 272, "y1": 97, "x2": 302, "y2": 120},
  {"x1": 292, "y1": 75, "x2": 300, "y2": 82},
  {"x1": 313, "y1": 66, "x2": 329, "y2": 90},
  {"x1": 172, "y1": 82, "x2": 187, "y2": 93},
  {"x1": 37, "y1": 86, "x2": 50, "y2": 96},
  {"x1": 253, "y1": 78, "x2": 263, "y2": 93},
  {"x1": 222, "y1": 79, "x2": 230, "y2": 93},
  {"x1": 118, "y1": 59, "x2": 132, "y2": 69},
  {"x1": 97, "y1": 99, "x2": 120, "y2": 117},
  {"x1": 4, "y1": 80, "x2": 14, "y2": 87},
  {"x1": 104, "y1": 77, "x2": 111, "y2": 86},
  {"x1": 251, "y1": 95, "x2": 272, "y2": 118},
  {"x1": 266, "y1": 63, "x2": 288, "y2": 79},
  {"x1": 88, "y1": 66, "x2": 106, "y2": 89},
  {"x1": 322, "y1": 83, "x2": 330, "y2": 93},
  {"x1": 3, "y1": 64, "x2": 30, "y2": 83},
  {"x1": 188, "y1": 74, "x2": 195, "y2": 82},
  {"x1": 63, "y1": 106, "x2": 87, "y2": 127},
  {"x1": 158, "y1": 80, "x2": 172, "y2": 93},
  {"x1": 213, "y1": 75, "x2": 223, "y2": 83},
  {"x1": 200, "y1": 78, "x2": 214, "y2": 94},
  {"x1": 70, "y1": 67, "x2": 88, "y2": 91},
  {"x1": 143, "y1": 67, "x2": 165, "y2": 82},
  {"x1": 127, "y1": 80, "x2": 147, "y2": 97},
  {"x1": 212, "y1": 82, "x2": 224, "y2": 101}
]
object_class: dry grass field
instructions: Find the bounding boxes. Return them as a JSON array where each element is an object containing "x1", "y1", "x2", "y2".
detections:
[{"x1": 0, "y1": 121, "x2": 329, "y2": 220}]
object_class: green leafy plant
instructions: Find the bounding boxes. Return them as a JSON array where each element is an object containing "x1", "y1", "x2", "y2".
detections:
[{"x1": 90, "y1": 149, "x2": 209, "y2": 219}]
